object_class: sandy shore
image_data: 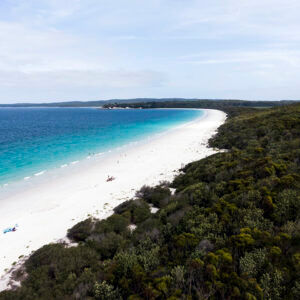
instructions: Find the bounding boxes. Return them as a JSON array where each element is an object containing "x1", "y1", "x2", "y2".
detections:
[{"x1": 0, "y1": 109, "x2": 226, "y2": 290}]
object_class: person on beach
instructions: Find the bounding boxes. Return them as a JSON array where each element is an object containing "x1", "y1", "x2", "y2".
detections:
[
  {"x1": 3, "y1": 224, "x2": 18, "y2": 234},
  {"x1": 106, "y1": 175, "x2": 115, "y2": 182}
]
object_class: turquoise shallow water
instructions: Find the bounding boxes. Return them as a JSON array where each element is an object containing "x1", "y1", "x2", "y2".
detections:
[{"x1": 0, "y1": 108, "x2": 203, "y2": 187}]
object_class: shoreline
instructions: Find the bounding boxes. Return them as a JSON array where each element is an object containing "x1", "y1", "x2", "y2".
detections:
[
  {"x1": 0, "y1": 107, "x2": 202, "y2": 191},
  {"x1": 0, "y1": 109, "x2": 226, "y2": 291}
]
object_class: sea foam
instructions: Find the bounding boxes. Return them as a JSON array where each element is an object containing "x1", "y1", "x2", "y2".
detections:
[{"x1": 35, "y1": 171, "x2": 46, "y2": 176}]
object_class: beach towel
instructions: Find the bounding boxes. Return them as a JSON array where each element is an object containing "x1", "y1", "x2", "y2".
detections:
[{"x1": 3, "y1": 224, "x2": 18, "y2": 234}]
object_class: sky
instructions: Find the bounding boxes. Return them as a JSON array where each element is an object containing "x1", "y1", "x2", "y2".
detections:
[{"x1": 0, "y1": 0, "x2": 300, "y2": 103}]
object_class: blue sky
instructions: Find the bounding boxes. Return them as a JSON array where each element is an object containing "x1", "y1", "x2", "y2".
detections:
[{"x1": 0, "y1": 0, "x2": 300, "y2": 103}]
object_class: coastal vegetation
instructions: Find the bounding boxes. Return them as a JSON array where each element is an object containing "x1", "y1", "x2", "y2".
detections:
[
  {"x1": 0, "y1": 103, "x2": 299, "y2": 299},
  {"x1": 102, "y1": 99, "x2": 296, "y2": 115},
  {"x1": 0, "y1": 98, "x2": 296, "y2": 110}
]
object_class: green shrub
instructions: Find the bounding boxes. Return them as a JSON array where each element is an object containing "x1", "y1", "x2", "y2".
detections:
[
  {"x1": 114, "y1": 199, "x2": 151, "y2": 224},
  {"x1": 136, "y1": 185, "x2": 171, "y2": 208},
  {"x1": 86, "y1": 232, "x2": 126, "y2": 259},
  {"x1": 67, "y1": 218, "x2": 94, "y2": 242},
  {"x1": 94, "y1": 214, "x2": 130, "y2": 234},
  {"x1": 240, "y1": 248, "x2": 267, "y2": 277}
]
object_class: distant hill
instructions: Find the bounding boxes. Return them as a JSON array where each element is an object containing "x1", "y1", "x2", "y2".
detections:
[
  {"x1": 0, "y1": 98, "x2": 298, "y2": 108},
  {"x1": 0, "y1": 98, "x2": 195, "y2": 107}
]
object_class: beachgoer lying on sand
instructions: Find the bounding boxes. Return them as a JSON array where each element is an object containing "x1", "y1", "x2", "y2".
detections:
[
  {"x1": 3, "y1": 224, "x2": 18, "y2": 234},
  {"x1": 106, "y1": 175, "x2": 115, "y2": 182}
]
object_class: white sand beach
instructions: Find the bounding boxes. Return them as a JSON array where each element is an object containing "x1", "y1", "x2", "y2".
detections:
[{"x1": 0, "y1": 109, "x2": 226, "y2": 290}]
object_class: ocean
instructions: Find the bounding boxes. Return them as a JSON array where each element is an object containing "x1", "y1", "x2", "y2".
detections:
[{"x1": 0, "y1": 108, "x2": 203, "y2": 188}]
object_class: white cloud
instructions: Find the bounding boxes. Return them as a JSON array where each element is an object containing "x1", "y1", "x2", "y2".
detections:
[
  {"x1": 0, "y1": 21, "x2": 79, "y2": 71},
  {"x1": 180, "y1": 50, "x2": 300, "y2": 66},
  {"x1": 0, "y1": 0, "x2": 299, "y2": 102},
  {"x1": 0, "y1": 69, "x2": 166, "y2": 88},
  {"x1": 171, "y1": 0, "x2": 300, "y2": 42}
]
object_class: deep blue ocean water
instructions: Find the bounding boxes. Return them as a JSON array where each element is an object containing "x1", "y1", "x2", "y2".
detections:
[{"x1": 0, "y1": 108, "x2": 202, "y2": 187}]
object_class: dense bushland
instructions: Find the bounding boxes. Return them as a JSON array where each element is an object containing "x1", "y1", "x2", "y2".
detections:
[
  {"x1": 1, "y1": 104, "x2": 299, "y2": 299},
  {"x1": 102, "y1": 100, "x2": 295, "y2": 116}
]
